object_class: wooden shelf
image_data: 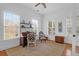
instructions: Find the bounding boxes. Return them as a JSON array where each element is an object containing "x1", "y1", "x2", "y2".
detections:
[{"x1": 20, "y1": 23, "x2": 30, "y2": 25}]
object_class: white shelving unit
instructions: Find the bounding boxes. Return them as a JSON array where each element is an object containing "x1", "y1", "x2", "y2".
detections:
[{"x1": 20, "y1": 21, "x2": 33, "y2": 33}]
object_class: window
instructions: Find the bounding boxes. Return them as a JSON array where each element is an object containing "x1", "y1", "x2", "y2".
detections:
[
  {"x1": 4, "y1": 12, "x2": 20, "y2": 40},
  {"x1": 32, "y1": 19, "x2": 38, "y2": 35},
  {"x1": 66, "y1": 17, "x2": 72, "y2": 36}
]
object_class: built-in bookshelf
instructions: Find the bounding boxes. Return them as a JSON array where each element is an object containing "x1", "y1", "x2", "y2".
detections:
[{"x1": 20, "y1": 20, "x2": 33, "y2": 32}]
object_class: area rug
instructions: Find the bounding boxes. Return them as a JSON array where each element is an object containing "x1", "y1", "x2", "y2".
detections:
[{"x1": 6, "y1": 42, "x2": 66, "y2": 56}]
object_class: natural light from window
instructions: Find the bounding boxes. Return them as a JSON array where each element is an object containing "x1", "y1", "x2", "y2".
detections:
[
  {"x1": 4, "y1": 12, "x2": 20, "y2": 40},
  {"x1": 32, "y1": 19, "x2": 38, "y2": 35}
]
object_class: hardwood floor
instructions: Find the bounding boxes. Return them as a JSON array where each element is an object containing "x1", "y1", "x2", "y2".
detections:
[
  {"x1": 0, "y1": 40, "x2": 76, "y2": 56},
  {"x1": 0, "y1": 51, "x2": 7, "y2": 56}
]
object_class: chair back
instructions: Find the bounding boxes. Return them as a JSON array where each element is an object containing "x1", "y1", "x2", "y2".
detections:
[
  {"x1": 39, "y1": 31, "x2": 44, "y2": 38},
  {"x1": 27, "y1": 32, "x2": 35, "y2": 42}
]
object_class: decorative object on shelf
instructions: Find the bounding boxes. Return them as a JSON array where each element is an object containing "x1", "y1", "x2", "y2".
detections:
[
  {"x1": 21, "y1": 25, "x2": 25, "y2": 28},
  {"x1": 20, "y1": 20, "x2": 32, "y2": 28},
  {"x1": 29, "y1": 21, "x2": 32, "y2": 28}
]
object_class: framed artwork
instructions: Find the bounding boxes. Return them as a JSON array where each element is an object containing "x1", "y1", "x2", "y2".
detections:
[{"x1": 58, "y1": 22, "x2": 62, "y2": 32}]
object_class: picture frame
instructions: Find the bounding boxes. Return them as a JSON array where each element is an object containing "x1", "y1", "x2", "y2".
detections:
[{"x1": 58, "y1": 22, "x2": 62, "y2": 32}]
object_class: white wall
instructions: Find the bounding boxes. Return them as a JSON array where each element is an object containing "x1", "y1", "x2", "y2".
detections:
[
  {"x1": 0, "y1": 4, "x2": 42, "y2": 51},
  {"x1": 0, "y1": 38, "x2": 20, "y2": 51}
]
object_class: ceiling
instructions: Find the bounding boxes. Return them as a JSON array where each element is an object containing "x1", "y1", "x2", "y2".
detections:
[{"x1": 23, "y1": 3, "x2": 75, "y2": 15}]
